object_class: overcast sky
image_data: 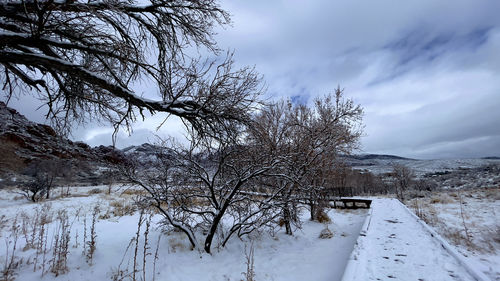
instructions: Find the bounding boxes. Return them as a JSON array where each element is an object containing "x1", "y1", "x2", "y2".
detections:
[{"x1": 6, "y1": 0, "x2": 500, "y2": 159}]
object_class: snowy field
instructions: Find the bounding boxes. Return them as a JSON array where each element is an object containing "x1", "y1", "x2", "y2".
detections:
[
  {"x1": 352, "y1": 158, "x2": 500, "y2": 176},
  {"x1": 0, "y1": 185, "x2": 368, "y2": 281},
  {"x1": 406, "y1": 189, "x2": 500, "y2": 281},
  {"x1": 1, "y1": 185, "x2": 498, "y2": 281}
]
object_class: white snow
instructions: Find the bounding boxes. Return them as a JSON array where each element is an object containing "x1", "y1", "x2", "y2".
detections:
[
  {"x1": 353, "y1": 158, "x2": 500, "y2": 176},
  {"x1": 406, "y1": 190, "x2": 500, "y2": 281},
  {"x1": 0, "y1": 186, "x2": 367, "y2": 281},
  {"x1": 1, "y1": 186, "x2": 497, "y2": 281}
]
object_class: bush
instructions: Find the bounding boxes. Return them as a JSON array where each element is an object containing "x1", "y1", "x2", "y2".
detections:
[
  {"x1": 88, "y1": 188, "x2": 102, "y2": 195},
  {"x1": 315, "y1": 209, "x2": 331, "y2": 224},
  {"x1": 319, "y1": 227, "x2": 333, "y2": 239},
  {"x1": 21, "y1": 176, "x2": 50, "y2": 202}
]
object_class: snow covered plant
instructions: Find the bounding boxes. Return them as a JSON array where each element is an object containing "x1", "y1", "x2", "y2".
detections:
[
  {"x1": 2, "y1": 216, "x2": 20, "y2": 281},
  {"x1": 49, "y1": 211, "x2": 71, "y2": 276},
  {"x1": 110, "y1": 211, "x2": 158, "y2": 281},
  {"x1": 119, "y1": 89, "x2": 363, "y2": 254},
  {"x1": 247, "y1": 89, "x2": 362, "y2": 233},
  {"x1": 121, "y1": 137, "x2": 285, "y2": 254},
  {"x1": 85, "y1": 206, "x2": 99, "y2": 265},
  {"x1": 242, "y1": 242, "x2": 256, "y2": 281}
]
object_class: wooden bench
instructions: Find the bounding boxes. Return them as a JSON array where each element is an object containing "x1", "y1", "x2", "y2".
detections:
[{"x1": 330, "y1": 198, "x2": 371, "y2": 209}]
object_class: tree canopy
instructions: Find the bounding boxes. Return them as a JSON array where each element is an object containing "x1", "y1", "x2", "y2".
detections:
[{"x1": 0, "y1": 0, "x2": 262, "y2": 137}]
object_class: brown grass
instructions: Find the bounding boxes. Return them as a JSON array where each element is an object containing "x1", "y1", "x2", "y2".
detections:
[
  {"x1": 315, "y1": 210, "x2": 331, "y2": 223},
  {"x1": 429, "y1": 194, "x2": 454, "y2": 204},
  {"x1": 121, "y1": 189, "x2": 146, "y2": 196},
  {"x1": 108, "y1": 200, "x2": 136, "y2": 217},
  {"x1": 88, "y1": 188, "x2": 102, "y2": 195},
  {"x1": 407, "y1": 189, "x2": 500, "y2": 254}
]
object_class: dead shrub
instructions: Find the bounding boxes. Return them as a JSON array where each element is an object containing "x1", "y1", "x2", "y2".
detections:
[
  {"x1": 109, "y1": 200, "x2": 136, "y2": 217},
  {"x1": 445, "y1": 229, "x2": 467, "y2": 246},
  {"x1": 88, "y1": 188, "x2": 102, "y2": 195},
  {"x1": 315, "y1": 209, "x2": 331, "y2": 223},
  {"x1": 485, "y1": 188, "x2": 500, "y2": 201},
  {"x1": 111, "y1": 211, "x2": 157, "y2": 281},
  {"x1": 85, "y1": 206, "x2": 99, "y2": 265},
  {"x1": 167, "y1": 234, "x2": 189, "y2": 253},
  {"x1": 429, "y1": 194, "x2": 453, "y2": 204},
  {"x1": 50, "y1": 210, "x2": 71, "y2": 276},
  {"x1": 319, "y1": 226, "x2": 334, "y2": 239},
  {"x1": 121, "y1": 189, "x2": 145, "y2": 196},
  {"x1": 110, "y1": 200, "x2": 124, "y2": 208},
  {"x1": 411, "y1": 200, "x2": 438, "y2": 226},
  {"x1": 2, "y1": 216, "x2": 21, "y2": 281},
  {"x1": 429, "y1": 198, "x2": 441, "y2": 204},
  {"x1": 242, "y1": 242, "x2": 256, "y2": 281}
]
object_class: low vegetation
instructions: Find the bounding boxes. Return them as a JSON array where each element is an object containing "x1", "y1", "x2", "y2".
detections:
[{"x1": 407, "y1": 188, "x2": 500, "y2": 254}]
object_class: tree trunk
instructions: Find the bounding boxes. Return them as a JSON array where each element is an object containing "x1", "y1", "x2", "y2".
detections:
[
  {"x1": 309, "y1": 200, "x2": 316, "y2": 221},
  {"x1": 204, "y1": 222, "x2": 218, "y2": 254},
  {"x1": 283, "y1": 206, "x2": 292, "y2": 235}
]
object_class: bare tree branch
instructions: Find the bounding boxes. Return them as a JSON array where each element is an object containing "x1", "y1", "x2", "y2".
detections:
[{"x1": 0, "y1": 0, "x2": 261, "y2": 138}]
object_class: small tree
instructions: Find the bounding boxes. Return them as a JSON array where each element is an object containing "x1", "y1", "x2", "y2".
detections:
[
  {"x1": 22, "y1": 174, "x2": 50, "y2": 202},
  {"x1": 23, "y1": 158, "x2": 67, "y2": 200},
  {"x1": 247, "y1": 88, "x2": 363, "y2": 230},
  {"x1": 392, "y1": 164, "x2": 414, "y2": 200},
  {"x1": 121, "y1": 136, "x2": 283, "y2": 254}
]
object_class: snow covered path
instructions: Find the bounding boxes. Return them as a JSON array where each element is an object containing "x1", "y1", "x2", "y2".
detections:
[{"x1": 344, "y1": 198, "x2": 482, "y2": 281}]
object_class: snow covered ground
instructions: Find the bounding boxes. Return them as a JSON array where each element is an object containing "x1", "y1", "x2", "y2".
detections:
[
  {"x1": 0, "y1": 185, "x2": 368, "y2": 281},
  {"x1": 1, "y1": 185, "x2": 497, "y2": 281},
  {"x1": 406, "y1": 189, "x2": 500, "y2": 281},
  {"x1": 352, "y1": 158, "x2": 500, "y2": 176}
]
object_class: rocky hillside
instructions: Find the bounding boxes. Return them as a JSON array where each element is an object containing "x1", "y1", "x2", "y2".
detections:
[{"x1": 0, "y1": 102, "x2": 123, "y2": 181}]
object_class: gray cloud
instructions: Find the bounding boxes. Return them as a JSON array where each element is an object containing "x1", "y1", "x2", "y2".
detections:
[
  {"x1": 215, "y1": 0, "x2": 500, "y2": 159},
  {"x1": 4, "y1": 0, "x2": 500, "y2": 159}
]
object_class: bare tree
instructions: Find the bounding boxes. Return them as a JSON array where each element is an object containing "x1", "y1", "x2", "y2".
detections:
[
  {"x1": 246, "y1": 100, "x2": 295, "y2": 234},
  {"x1": 247, "y1": 88, "x2": 363, "y2": 230},
  {"x1": 121, "y1": 136, "x2": 283, "y2": 254},
  {"x1": 285, "y1": 88, "x2": 363, "y2": 221},
  {"x1": 392, "y1": 164, "x2": 414, "y2": 200},
  {"x1": 120, "y1": 87, "x2": 363, "y2": 249},
  {"x1": 0, "y1": 0, "x2": 262, "y2": 138},
  {"x1": 22, "y1": 158, "x2": 68, "y2": 200},
  {"x1": 21, "y1": 175, "x2": 49, "y2": 202}
]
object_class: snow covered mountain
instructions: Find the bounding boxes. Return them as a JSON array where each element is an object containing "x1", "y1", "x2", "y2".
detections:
[{"x1": 344, "y1": 153, "x2": 500, "y2": 176}]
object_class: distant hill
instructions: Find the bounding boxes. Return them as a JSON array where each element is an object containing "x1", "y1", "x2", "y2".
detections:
[{"x1": 349, "y1": 154, "x2": 415, "y2": 161}]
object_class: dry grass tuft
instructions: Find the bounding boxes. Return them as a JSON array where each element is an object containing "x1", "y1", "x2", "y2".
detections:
[
  {"x1": 319, "y1": 226, "x2": 334, "y2": 239},
  {"x1": 315, "y1": 210, "x2": 331, "y2": 223},
  {"x1": 121, "y1": 189, "x2": 146, "y2": 196},
  {"x1": 87, "y1": 188, "x2": 102, "y2": 195},
  {"x1": 168, "y1": 237, "x2": 187, "y2": 253},
  {"x1": 429, "y1": 194, "x2": 454, "y2": 204},
  {"x1": 108, "y1": 200, "x2": 136, "y2": 217}
]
